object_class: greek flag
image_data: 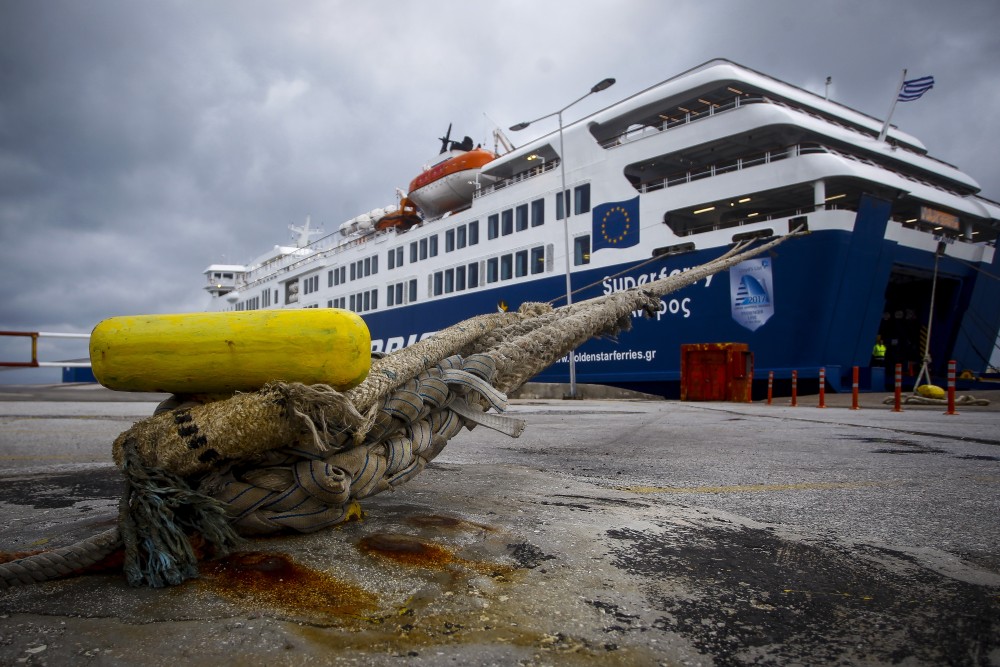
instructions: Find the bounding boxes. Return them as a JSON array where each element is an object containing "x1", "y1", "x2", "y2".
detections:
[{"x1": 898, "y1": 75, "x2": 934, "y2": 102}]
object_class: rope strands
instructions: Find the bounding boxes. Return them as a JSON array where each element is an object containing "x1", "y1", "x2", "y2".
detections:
[{"x1": 0, "y1": 231, "x2": 802, "y2": 588}]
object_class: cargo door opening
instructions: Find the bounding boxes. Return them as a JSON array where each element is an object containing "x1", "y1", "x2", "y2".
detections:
[{"x1": 878, "y1": 267, "x2": 961, "y2": 382}]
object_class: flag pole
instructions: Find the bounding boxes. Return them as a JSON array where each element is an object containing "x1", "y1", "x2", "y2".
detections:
[{"x1": 878, "y1": 69, "x2": 907, "y2": 143}]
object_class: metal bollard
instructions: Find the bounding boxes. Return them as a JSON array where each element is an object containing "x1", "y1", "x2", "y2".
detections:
[
  {"x1": 791, "y1": 370, "x2": 798, "y2": 407},
  {"x1": 767, "y1": 371, "x2": 773, "y2": 405}
]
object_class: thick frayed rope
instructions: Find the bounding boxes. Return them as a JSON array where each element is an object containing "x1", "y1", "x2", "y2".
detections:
[{"x1": 200, "y1": 354, "x2": 525, "y2": 535}]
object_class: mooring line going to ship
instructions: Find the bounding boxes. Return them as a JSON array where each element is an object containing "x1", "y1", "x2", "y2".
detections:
[
  {"x1": 0, "y1": 231, "x2": 804, "y2": 589},
  {"x1": 546, "y1": 237, "x2": 758, "y2": 307}
]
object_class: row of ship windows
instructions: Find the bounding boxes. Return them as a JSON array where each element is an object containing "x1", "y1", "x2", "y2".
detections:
[
  {"x1": 329, "y1": 253, "x2": 379, "y2": 287},
  {"x1": 232, "y1": 235, "x2": 595, "y2": 313},
  {"x1": 349, "y1": 185, "x2": 593, "y2": 278}
]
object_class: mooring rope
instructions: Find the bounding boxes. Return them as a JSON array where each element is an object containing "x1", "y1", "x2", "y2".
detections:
[{"x1": 0, "y1": 231, "x2": 803, "y2": 588}]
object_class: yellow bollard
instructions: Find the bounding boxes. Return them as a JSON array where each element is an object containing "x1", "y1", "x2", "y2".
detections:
[{"x1": 90, "y1": 309, "x2": 370, "y2": 394}]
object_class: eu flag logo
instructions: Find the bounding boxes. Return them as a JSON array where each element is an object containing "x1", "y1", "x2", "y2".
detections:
[{"x1": 592, "y1": 196, "x2": 640, "y2": 251}]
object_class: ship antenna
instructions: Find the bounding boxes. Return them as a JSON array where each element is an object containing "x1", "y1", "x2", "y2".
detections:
[
  {"x1": 288, "y1": 215, "x2": 324, "y2": 248},
  {"x1": 438, "y1": 123, "x2": 453, "y2": 154}
]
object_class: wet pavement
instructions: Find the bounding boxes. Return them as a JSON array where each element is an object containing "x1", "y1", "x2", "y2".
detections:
[{"x1": 1, "y1": 384, "x2": 999, "y2": 666}]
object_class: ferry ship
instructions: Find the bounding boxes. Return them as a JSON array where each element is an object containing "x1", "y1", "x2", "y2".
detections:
[{"x1": 203, "y1": 59, "x2": 1000, "y2": 396}]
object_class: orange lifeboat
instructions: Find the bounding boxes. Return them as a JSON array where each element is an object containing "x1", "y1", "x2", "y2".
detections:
[
  {"x1": 406, "y1": 126, "x2": 497, "y2": 219},
  {"x1": 374, "y1": 197, "x2": 421, "y2": 232}
]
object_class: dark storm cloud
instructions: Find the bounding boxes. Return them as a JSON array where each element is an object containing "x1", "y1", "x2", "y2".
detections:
[{"x1": 1, "y1": 0, "x2": 998, "y2": 381}]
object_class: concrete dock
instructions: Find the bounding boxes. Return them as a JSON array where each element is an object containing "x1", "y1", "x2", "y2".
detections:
[{"x1": 1, "y1": 384, "x2": 998, "y2": 666}]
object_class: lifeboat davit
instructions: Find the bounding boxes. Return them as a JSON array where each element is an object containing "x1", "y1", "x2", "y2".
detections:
[{"x1": 406, "y1": 125, "x2": 497, "y2": 219}]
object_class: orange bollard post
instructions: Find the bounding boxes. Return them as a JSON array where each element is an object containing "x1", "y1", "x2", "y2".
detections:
[
  {"x1": 767, "y1": 371, "x2": 773, "y2": 405},
  {"x1": 892, "y1": 363, "x2": 903, "y2": 412},
  {"x1": 818, "y1": 367, "x2": 827, "y2": 408},
  {"x1": 945, "y1": 360, "x2": 958, "y2": 415},
  {"x1": 791, "y1": 370, "x2": 798, "y2": 407},
  {"x1": 851, "y1": 366, "x2": 860, "y2": 410}
]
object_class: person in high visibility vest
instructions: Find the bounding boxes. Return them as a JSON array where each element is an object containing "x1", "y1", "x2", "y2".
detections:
[{"x1": 872, "y1": 335, "x2": 886, "y2": 367}]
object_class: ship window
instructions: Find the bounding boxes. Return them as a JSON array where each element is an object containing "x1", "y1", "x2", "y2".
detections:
[
  {"x1": 457, "y1": 226, "x2": 466, "y2": 249},
  {"x1": 456, "y1": 265, "x2": 466, "y2": 291},
  {"x1": 340, "y1": 267, "x2": 346, "y2": 284},
  {"x1": 502, "y1": 209, "x2": 513, "y2": 236},
  {"x1": 574, "y1": 235, "x2": 591, "y2": 265},
  {"x1": 350, "y1": 263, "x2": 356, "y2": 281},
  {"x1": 500, "y1": 254, "x2": 513, "y2": 280},
  {"x1": 531, "y1": 246, "x2": 545, "y2": 274},
  {"x1": 387, "y1": 285, "x2": 395, "y2": 307},
  {"x1": 395, "y1": 283, "x2": 403, "y2": 305},
  {"x1": 410, "y1": 242, "x2": 418, "y2": 263},
  {"x1": 429, "y1": 235, "x2": 438, "y2": 257},
  {"x1": 488, "y1": 214, "x2": 499, "y2": 239},
  {"x1": 445, "y1": 269, "x2": 454, "y2": 293},
  {"x1": 371, "y1": 255, "x2": 378, "y2": 274},
  {"x1": 363, "y1": 291, "x2": 370, "y2": 311},
  {"x1": 364, "y1": 257, "x2": 371, "y2": 277},
  {"x1": 445, "y1": 229, "x2": 455, "y2": 252},
  {"x1": 419, "y1": 238, "x2": 428, "y2": 260},
  {"x1": 408, "y1": 279, "x2": 417, "y2": 303},
  {"x1": 516, "y1": 204, "x2": 528, "y2": 232},
  {"x1": 370, "y1": 289, "x2": 377, "y2": 310},
  {"x1": 327, "y1": 300, "x2": 333, "y2": 308},
  {"x1": 433, "y1": 271, "x2": 443, "y2": 296},
  {"x1": 328, "y1": 270, "x2": 334, "y2": 287},
  {"x1": 275, "y1": 290, "x2": 279, "y2": 305},
  {"x1": 555, "y1": 190, "x2": 570, "y2": 220},
  {"x1": 515, "y1": 250, "x2": 528, "y2": 277},
  {"x1": 388, "y1": 250, "x2": 395, "y2": 270},
  {"x1": 350, "y1": 294, "x2": 356, "y2": 311},
  {"x1": 574, "y1": 184, "x2": 591, "y2": 215},
  {"x1": 397, "y1": 248, "x2": 404, "y2": 267},
  {"x1": 469, "y1": 220, "x2": 480, "y2": 245},
  {"x1": 531, "y1": 199, "x2": 545, "y2": 227},
  {"x1": 487, "y1": 257, "x2": 499, "y2": 283},
  {"x1": 468, "y1": 262, "x2": 479, "y2": 288}
]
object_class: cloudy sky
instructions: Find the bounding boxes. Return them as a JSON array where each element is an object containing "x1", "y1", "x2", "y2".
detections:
[{"x1": 1, "y1": 0, "x2": 998, "y2": 380}]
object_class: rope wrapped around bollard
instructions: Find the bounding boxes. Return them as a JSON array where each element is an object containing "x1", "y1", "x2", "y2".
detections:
[{"x1": 0, "y1": 230, "x2": 801, "y2": 588}]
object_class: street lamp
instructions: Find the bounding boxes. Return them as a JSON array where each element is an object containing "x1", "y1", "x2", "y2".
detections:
[{"x1": 510, "y1": 77, "x2": 615, "y2": 399}]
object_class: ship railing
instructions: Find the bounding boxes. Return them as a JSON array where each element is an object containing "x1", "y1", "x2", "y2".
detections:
[
  {"x1": 599, "y1": 95, "x2": 769, "y2": 149},
  {"x1": 239, "y1": 230, "x2": 380, "y2": 292},
  {"x1": 599, "y1": 93, "x2": 928, "y2": 159},
  {"x1": 474, "y1": 159, "x2": 559, "y2": 200},
  {"x1": 639, "y1": 143, "x2": 829, "y2": 193},
  {"x1": 673, "y1": 204, "x2": 837, "y2": 238},
  {"x1": 0, "y1": 331, "x2": 91, "y2": 369}
]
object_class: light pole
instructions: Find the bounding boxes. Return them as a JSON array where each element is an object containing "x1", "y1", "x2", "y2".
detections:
[{"x1": 510, "y1": 77, "x2": 615, "y2": 399}]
